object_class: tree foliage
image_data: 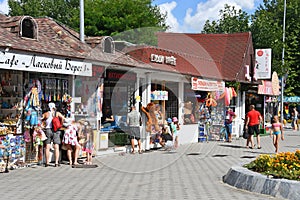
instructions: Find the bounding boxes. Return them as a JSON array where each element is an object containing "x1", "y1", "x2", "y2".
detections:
[
  {"x1": 251, "y1": 0, "x2": 300, "y2": 96},
  {"x1": 8, "y1": 0, "x2": 168, "y2": 45},
  {"x1": 202, "y1": 4, "x2": 251, "y2": 34},
  {"x1": 8, "y1": 0, "x2": 79, "y2": 26},
  {"x1": 202, "y1": 2, "x2": 300, "y2": 96}
]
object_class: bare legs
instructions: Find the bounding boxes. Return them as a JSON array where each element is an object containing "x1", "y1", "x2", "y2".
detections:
[
  {"x1": 174, "y1": 136, "x2": 179, "y2": 149},
  {"x1": 246, "y1": 135, "x2": 254, "y2": 148},
  {"x1": 54, "y1": 144, "x2": 60, "y2": 165},
  {"x1": 45, "y1": 143, "x2": 60, "y2": 166},
  {"x1": 130, "y1": 138, "x2": 135, "y2": 153},
  {"x1": 131, "y1": 138, "x2": 142, "y2": 154},
  {"x1": 66, "y1": 144, "x2": 80, "y2": 165},
  {"x1": 45, "y1": 144, "x2": 50, "y2": 166},
  {"x1": 272, "y1": 134, "x2": 280, "y2": 153},
  {"x1": 246, "y1": 134, "x2": 261, "y2": 149}
]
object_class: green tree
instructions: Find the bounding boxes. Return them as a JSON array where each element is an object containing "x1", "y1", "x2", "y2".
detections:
[
  {"x1": 83, "y1": 0, "x2": 168, "y2": 45},
  {"x1": 8, "y1": 0, "x2": 79, "y2": 26},
  {"x1": 202, "y1": 4, "x2": 250, "y2": 34},
  {"x1": 201, "y1": 4, "x2": 251, "y2": 90},
  {"x1": 8, "y1": 0, "x2": 168, "y2": 45},
  {"x1": 251, "y1": 0, "x2": 300, "y2": 96}
]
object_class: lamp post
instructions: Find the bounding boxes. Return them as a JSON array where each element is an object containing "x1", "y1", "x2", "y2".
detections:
[{"x1": 280, "y1": 0, "x2": 286, "y2": 123}]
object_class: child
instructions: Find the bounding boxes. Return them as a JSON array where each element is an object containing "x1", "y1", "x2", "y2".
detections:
[
  {"x1": 32, "y1": 126, "x2": 47, "y2": 165},
  {"x1": 62, "y1": 119, "x2": 81, "y2": 166},
  {"x1": 270, "y1": 115, "x2": 284, "y2": 153},
  {"x1": 81, "y1": 121, "x2": 94, "y2": 165},
  {"x1": 172, "y1": 117, "x2": 180, "y2": 149}
]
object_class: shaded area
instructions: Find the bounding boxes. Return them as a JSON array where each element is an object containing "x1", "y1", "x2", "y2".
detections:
[
  {"x1": 219, "y1": 144, "x2": 245, "y2": 149},
  {"x1": 186, "y1": 153, "x2": 201, "y2": 156},
  {"x1": 240, "y1": 155, "x2": 256, "y2": 159},
  {"x1": 212, "y1": 154, "x2": 228, "y2": 157}
]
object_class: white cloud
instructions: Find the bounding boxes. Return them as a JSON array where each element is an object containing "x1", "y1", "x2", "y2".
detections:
[
  {"x1": 159, "y1": 0, "x2": 257, "y2": 33},
  {"x1": 158, "y1": 1, "x2": 181, "y2": 32},
  {"x1": 0, "y1": 0, "x2": 9, "y2": 15}
]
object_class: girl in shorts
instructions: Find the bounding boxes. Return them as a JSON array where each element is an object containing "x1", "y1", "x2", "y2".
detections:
[{"x1": 270, "y1": 115, "x2": 284, "y2": 153}]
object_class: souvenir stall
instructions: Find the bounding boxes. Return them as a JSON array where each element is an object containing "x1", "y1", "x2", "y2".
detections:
[
  {"x1": 190, "y1": 77, "x2": 238, "y2": 142},
  {"x1": 0, "y1": 70, "x2": 26, "y2": 171}
]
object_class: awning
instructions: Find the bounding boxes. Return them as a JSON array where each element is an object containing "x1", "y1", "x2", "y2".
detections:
[{"x1": 282, "y1": 96, "x2": 300, "y2": 103}]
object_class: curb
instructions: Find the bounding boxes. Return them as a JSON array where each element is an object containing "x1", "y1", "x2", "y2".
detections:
[{"x1": 223, "y1": 165, "x2": 300, "y2": 200}]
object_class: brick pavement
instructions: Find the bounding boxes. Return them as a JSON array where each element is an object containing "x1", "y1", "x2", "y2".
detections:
[{"x1": 0, "y1": 129, "x2": 299, "y2": 200}]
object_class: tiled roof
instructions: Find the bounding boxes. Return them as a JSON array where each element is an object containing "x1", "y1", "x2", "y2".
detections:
[
  {"x1": 0, "y1": 15, "x2": 152, "y2": 70},
  {"x1": 125, "y1": 45, "x2": 222, "y2": 79},
  {"x1": 156, "y1": 32, "x2": 254, "y2": 82}
]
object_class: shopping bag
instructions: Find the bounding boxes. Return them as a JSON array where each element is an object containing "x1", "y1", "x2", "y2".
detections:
[{"x1": 242, "y1": 126, "x2": 249, "y2": 139}]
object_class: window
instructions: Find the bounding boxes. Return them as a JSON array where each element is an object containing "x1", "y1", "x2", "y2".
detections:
[
  {"x1": 20, "y1": 17, "x2": 37, "y2": 39},
  {"x1": 103, "y1": 37, "x2": 114, "y2": 53}
]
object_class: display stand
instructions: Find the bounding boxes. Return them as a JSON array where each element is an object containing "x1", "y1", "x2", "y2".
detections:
[{"x1": 198, "y1": 122, "x2": 207, "y2": 142}]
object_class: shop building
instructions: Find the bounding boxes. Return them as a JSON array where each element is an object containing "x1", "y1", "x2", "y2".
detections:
[
  {"x1": 0, "y1": 15, "x2": 154, "y2": 167},
  {"x1": 0, "y1": 14, "x2": 261, "y2": 165},
  {"x1": 125, "y1": 32, "x2": 257, "y2": 143}
]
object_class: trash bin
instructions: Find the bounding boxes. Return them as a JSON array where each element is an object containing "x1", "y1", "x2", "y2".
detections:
[{"x1": 99, "y1": 131, "x2": 108, "y2": 149}]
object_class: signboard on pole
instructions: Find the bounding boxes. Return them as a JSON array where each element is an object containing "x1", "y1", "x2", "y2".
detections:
[{"x1": 254, "y1": 49, "x2": 272, "y2": 79}]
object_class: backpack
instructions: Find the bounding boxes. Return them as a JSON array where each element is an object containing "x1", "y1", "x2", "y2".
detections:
[{"x1": 52, "y1": 111, "x2": 62, "y2": 132}]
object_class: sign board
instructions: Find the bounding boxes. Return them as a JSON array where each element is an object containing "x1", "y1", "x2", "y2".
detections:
[
  {"x1": 255, "y1": 49, "x2": 272, "y2": 79},
  {"x1": 0, "y1": 51, "x2": 92, "y2": 76},
  {"x1": 151, "y1": 90, "x2": 168, "y2": 100},
  {"x1": 191, "y1": 77, "x2": 225, "y2": 91}
]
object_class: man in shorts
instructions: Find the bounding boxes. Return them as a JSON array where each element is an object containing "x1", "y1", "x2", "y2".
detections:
[
  {"x1": 245, "y1": 105, "x2": 263, "y2": 149},
  {"x1": 127, "y1": 106, "x2": 142, "y2": 154}
]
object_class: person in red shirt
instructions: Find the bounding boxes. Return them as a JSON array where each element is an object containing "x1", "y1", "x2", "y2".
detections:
[{"x1": 245, "y1": 105, "x2": 263, "y2": 149}]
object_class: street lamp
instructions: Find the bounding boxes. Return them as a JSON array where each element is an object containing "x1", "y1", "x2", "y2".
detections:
[{"x1": 280, "y1": 0, "x2": 286, "y2": 123}]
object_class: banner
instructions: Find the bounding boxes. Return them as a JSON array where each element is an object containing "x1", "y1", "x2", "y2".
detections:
[
  {"x1": 0, "y1": 51, "x2": 92, "y2": 76},
  {"x1": 151, "y1": 90, "x2": 168, "y2": 100},
  {"x1": 191, "y1": 77, "x2": 225, "y2": 91},
  {"x1": 254, "y1": 49, "x2": 272, "y2": 79}
]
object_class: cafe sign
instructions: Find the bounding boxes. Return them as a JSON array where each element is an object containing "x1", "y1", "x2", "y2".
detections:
[
  {"x1": 150, "y1": 54, "x2": 176, "y2": 66},
  {"x1": 0, "y1": 51, "x2": 92, "y2": 76}
]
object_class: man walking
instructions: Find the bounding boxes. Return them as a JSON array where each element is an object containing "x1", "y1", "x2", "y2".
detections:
[
  {"x1": 245, "y1": 105, "x2": 263, "y2": 149},
  {"x1": 127, "y1": 106, "x2": 142, "y2": 154}
]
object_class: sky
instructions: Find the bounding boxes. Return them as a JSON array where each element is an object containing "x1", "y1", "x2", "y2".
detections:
[{"x1": 0, "y1": 0, "x2": 264, "y2": 33}]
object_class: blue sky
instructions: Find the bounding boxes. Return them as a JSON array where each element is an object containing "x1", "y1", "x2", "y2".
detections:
[
  {"x1": 0, "y1": 0, "x2": 263, "y2": 33},
  {"x1": 152, "y1": 0, "x2": 264, "y2": 32}
]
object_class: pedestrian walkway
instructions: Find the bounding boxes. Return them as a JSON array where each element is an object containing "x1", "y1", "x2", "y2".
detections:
[{"x1": 0, "y1": 130, "x2": 299, "y2": 200}]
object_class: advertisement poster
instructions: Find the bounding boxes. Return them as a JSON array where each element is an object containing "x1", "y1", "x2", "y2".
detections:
[{"x1": 255, "y1": 49, "x2": 272, "y2": 79}]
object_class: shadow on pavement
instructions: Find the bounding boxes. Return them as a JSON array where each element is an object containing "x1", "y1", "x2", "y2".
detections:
[
  {"x1": 212, "y1": 154, "x2": 228, "y2": 157},
  {"x1": 219, "y1": 144, "x2": 245, "y2": 149},
  {"x1": 186, "y1": 153, "x2": 201, "y2": 156}
]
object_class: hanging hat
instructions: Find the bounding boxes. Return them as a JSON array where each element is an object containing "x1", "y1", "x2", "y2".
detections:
[
  {"x1": 167, "y1": 118, "x2": 172, "y2": 123},
  {"x1": 172, "y1": 117, "x2": 178, "y2": 122},
  {"x1": 48, "y1": 102, "x2": 56, "y2": 110}
]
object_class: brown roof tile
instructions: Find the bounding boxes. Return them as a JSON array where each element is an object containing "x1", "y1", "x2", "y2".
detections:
[
  {"x1": 156, "y1": 32, "x2": 254, "y2": 82},
  {"x1": 0, "y1": 16, "x2": 153, "y2": 71}
]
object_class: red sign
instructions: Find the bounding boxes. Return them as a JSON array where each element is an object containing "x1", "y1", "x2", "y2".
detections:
[
  {"x1": 191, "y1": 77, "x2": 224, "y2": 91},
  {"x1": 258, "y1": 80, "x2": 279, "y2": 96}
]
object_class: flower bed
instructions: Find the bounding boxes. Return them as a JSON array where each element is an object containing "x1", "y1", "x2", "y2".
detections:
[{"x1": 244, "y1": 150, "x2": 300, "y2": 181}]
